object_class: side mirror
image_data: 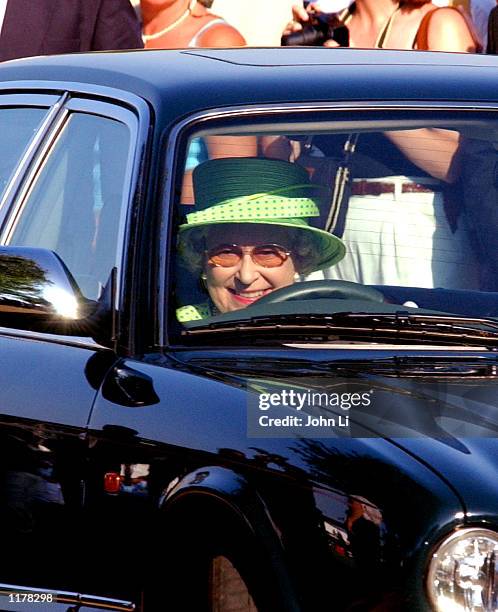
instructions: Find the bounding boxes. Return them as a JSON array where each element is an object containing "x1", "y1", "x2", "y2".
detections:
[{"x1": 0, "y1": 246, "x2": 114, "y2": 343}]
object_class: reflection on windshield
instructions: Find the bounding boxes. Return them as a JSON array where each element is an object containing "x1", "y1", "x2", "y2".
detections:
[{"x1": 175, "y1": 122, "x2": 498, "y2": 325}]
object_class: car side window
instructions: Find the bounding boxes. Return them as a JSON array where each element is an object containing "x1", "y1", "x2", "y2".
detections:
[
  {"x1": 0, "y1": 107, "x2": 47, "y2": 200},
  {"x1": 6, "y1": 112, "x2": 131, "y2": 300}
]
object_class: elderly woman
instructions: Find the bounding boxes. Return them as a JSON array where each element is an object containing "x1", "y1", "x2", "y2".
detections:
[{"x1": 176, "y1": 157, "x2": 345, "y2": 322}]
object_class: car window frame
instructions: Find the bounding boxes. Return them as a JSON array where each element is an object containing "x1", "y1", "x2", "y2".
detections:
[
  {"x1": 0, "y1": 92, "x2": 64, "y2": 225},
  {"x1": 0, "y1": 84, "x2": 151, "y2": 351},
  {"x1": 159, "y1": 100, "x2": 498, "y2": 349}
]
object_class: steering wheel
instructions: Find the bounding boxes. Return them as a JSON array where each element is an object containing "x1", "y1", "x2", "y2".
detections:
[{"x1": 253, "y1": 280, "x2": 385, "y2": 306}]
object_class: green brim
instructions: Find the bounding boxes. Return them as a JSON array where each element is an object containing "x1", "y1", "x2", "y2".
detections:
[{"x1": 178, "y1": 219, "x2": 345, "y2": 272}]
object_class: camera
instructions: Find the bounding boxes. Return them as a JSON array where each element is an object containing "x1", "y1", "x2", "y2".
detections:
[{"x1": 281, "y1": 1, "x2": 349, "y2": 47}]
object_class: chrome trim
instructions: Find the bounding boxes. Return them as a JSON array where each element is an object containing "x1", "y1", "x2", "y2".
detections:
[
  {"x1": 158, "y1": 99, "x2": 498, "y2": 346},
  {"x1": 0, "y1": 80, "x2": 149, "y2": 112},
  {"x1": 0, "y1": 92, "x2": 61, "y2": 105},
  {"x1": 1, "y1": 107, "x2": 69, "y2": 242},
  {"x1": 284, "y1": 343, "x2": 491, "y2": 351},
  {"x1": 0, "y1": 326, "x2": 111, "y2": 350},
  {"x1": 0, "y1": 583, "x2": 135, "y2": 611},
  {"x1": 164, "y1": 100, "x2": 498, "y2": 132},
  {"x1": 0, "y1": 92, "x2": 68, "y2": 217}
]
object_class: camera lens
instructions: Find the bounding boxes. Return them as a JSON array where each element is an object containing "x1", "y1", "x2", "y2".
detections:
[{"x1": 281, "y1": 26, "x2": 326, "y2": 46}]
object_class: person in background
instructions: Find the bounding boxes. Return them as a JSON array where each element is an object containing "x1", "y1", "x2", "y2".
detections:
[
  {"x1": 421, "y1": 1, "x2": 493, "y2": 52},
  {"x1": 140, "y1": 0, "x2": 245, "y2": 47},
  {"x1": 285, "y1": 0, "x2": 480, "y2": 51},
  {"x1": 487, "y1": 1, "x2": 498, "y2": 53},
  {"x1": 463, "y1": 0, "x2": 494, "y2": 49},
  {"x1": 0, "y1": 0, "x2": 143, "y2": 62},
  {"x1": 280, "y1": 1, "x2": 481, "y2": 290},
  {"x1": 281, "y1": 2, "x2": 480, "y2": 174},
  {"x1": 139, "y1": 0, "x2": 254, "y2": 203}
]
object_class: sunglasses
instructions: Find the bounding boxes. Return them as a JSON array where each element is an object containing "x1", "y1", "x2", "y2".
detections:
[{"x1": 206, "y1": 244, "x2": 291, "y2": 268}]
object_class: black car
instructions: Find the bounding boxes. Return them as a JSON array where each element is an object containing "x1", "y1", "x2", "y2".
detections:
[{"x1": 1, "y1": 47, "x2": 498, "y2": 612}]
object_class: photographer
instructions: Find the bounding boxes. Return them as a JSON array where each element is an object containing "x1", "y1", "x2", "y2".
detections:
[
  {"x1": 278, "y1": 2, "x2": 482, "y2": 289},
  {"x1": 280, "y1": 2, "x2": 481, "y2": 187},
  {"x1": 282, "y1": 0, "x2": 479, "y2": 51}
]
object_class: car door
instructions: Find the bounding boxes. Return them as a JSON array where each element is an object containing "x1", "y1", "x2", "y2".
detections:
[
  {"x1": 85, "y1": 98, "x2": 498, "y2": 612},
  {"x1": 0, "y1": 91, "x2": 143, "y2": 595}
]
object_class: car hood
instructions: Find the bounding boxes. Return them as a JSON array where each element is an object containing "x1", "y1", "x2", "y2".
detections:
[
  {"x1": 391, "y1": 437, "x2": 498, "y2": 519},
  {"x1": 179, "y1": 350, "x2": 498, "y2": 519}
]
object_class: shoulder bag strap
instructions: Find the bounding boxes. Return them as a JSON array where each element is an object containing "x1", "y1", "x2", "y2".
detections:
[
  {"x1": 325, "y1": 133, "x2": 359, "y2": 234},
  {"x1": 413, "y1": 8, "x2": 434, "y2": 50}
]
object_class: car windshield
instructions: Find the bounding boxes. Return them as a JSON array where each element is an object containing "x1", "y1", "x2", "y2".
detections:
[{"x1": 173, "y1": 111, "x2": 498, "y2": 339}]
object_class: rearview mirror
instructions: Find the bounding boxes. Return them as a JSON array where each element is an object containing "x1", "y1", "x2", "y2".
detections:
[{"x1": 0, "y1": 247, "x2": 114, "y2": 343}]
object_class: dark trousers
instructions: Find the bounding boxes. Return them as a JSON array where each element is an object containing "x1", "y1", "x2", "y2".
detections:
[{"x1": 487, "y1": 6, "x2": 498, "y2": 54}]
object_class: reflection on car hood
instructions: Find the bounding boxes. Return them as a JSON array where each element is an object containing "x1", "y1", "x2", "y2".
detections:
[
  {"x1": 181, "y1": 351, "x2": 498, "y2": 516},
  {"x1": 391, "y1": 437, "x2": 498, "y2": 518}
]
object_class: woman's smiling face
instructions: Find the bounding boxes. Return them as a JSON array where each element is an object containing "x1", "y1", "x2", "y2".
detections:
[{"x1": 204, "y1": 225, "x2": 297, "y2": 313}]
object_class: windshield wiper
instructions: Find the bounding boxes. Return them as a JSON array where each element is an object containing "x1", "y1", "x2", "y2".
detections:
[{"x1": 182, "y1": 312, "x2": 498, "y2": 347}]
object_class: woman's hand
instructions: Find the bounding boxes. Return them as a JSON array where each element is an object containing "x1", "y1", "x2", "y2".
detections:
[
  {"x1": 282, "y1": 3, "x2": 313, "y2": 38},
  {"x1": 283, "y1": 3, "x2": 343, "y2": 47}
]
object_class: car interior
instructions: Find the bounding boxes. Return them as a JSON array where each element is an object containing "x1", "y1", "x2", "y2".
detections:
[{"x1": 175, "y1": 113, "x2": 498, "y2": 324}]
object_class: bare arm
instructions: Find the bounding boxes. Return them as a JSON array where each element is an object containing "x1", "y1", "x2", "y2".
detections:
[
  {"x1": 420, "y1": 7, "x2": 478, "y2": 53},
  {"x1": 197, "y1": 23, "x2": 246, "y2": 47},
  {"x1": 388, "y1": 9, "x2": 477, "y2": 181},
  {"x1": 195, "y1": 21, "x2": 253, "y2": 162},
  {"x1": 282, "y1": 3, "x2": 310, "y2": 37},
  {"x1": 180, "y1": 18, "x2": 248, "y2": 203},
  {"x1": 385, "y1": 129, "x2": 461, "y2": 183},
  {"x1": 181, "y1": 136, "x2": 257, "y2": 204}
]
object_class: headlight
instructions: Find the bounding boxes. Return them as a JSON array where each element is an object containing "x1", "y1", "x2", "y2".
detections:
[{"x1": 427, "y1": 528, "x2": 498, "y2": 611}]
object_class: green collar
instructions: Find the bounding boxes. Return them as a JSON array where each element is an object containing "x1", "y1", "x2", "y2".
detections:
[{"x1": 176, "y1": 302, "x2": 214, "y2": 322}]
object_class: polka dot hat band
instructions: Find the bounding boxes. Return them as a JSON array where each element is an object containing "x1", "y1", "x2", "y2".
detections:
[{"x1": 178, "y1": 157, "x2": 346, "y2": 272}]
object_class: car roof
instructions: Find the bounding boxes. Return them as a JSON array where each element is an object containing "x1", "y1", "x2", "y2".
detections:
[{"x1": 0, "y1": 48, "x2": 497, "y2": 124}]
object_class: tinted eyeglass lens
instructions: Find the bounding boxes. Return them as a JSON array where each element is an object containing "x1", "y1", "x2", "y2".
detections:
[
  {"x1": 207, "y1": 245, "x2": 289, "y2": 268},
  {"x1": 253, "y1": 245, "x2": 289, "y2": 267},
  {"x1": 209, "y1": 247, "x2": 241, "y2": 267}
]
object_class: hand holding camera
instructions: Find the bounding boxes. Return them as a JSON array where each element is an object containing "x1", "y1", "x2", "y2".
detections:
[{"x1": 281, "y1": 1, "x2": 349, "y2": 47}]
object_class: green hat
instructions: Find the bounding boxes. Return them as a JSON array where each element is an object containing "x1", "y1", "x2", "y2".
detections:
[{"x1": 179, "y1": 157, "x2": 345, "y2": 272}]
